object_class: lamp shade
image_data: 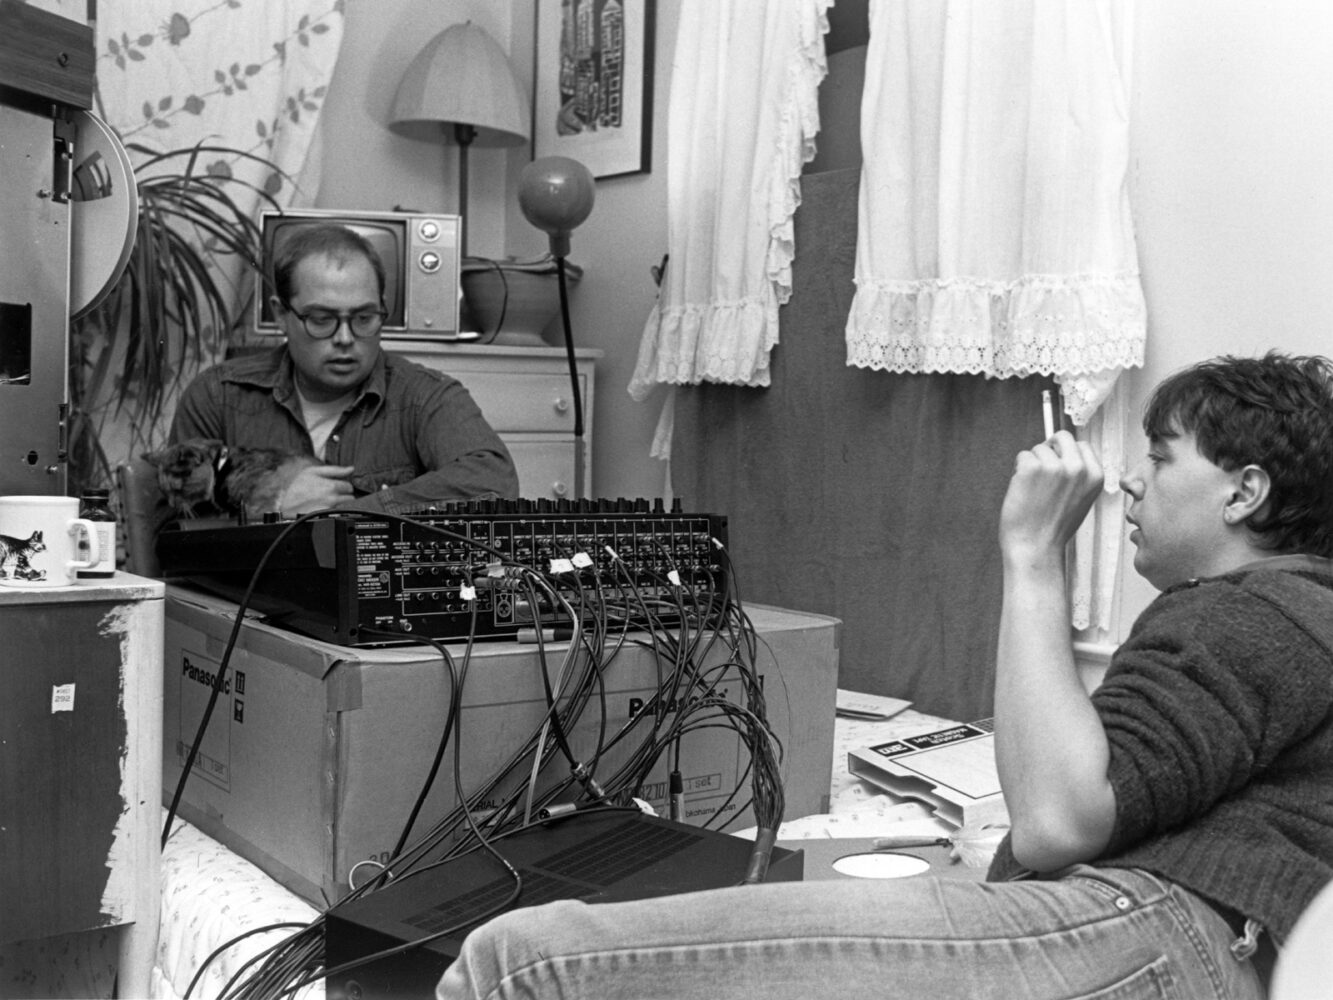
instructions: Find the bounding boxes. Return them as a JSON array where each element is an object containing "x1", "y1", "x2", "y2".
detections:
[
  {"x1": 518, "y1": 156, "x2": 596, "y2": 258},
  {"x1": 389, "y1": 22, "x2": 530, "y2": 146}
]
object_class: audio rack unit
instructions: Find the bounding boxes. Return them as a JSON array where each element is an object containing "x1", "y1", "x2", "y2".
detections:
[{"x1": 155, "y1": 499, "x2": 728, "y2": 646}]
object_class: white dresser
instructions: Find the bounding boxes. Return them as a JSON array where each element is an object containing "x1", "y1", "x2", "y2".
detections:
[{"x1": 387, "y1": 341, "x2": 600, "y2": 501}]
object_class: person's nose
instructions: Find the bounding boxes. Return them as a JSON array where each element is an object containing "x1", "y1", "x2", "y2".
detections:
[
  {"x1": 1119, "y1": 464, "x2": 1144, "y2": 500},
  {"x1": 330, "y1": 317, "x2": 357, "y2": 345}
]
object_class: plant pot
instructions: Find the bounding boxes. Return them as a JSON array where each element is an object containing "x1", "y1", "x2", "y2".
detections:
[{"x1": 461, "y1": 257, "x2": 583, "y2": 347}]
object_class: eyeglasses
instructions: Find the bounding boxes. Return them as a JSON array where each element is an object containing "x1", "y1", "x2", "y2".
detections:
[{"x1": 282, "y1": 303, "x2": 387, "y2": 339}]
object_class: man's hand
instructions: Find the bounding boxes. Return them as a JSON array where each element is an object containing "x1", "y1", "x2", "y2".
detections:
[
  {"x1": 277, "y1": 465, "x2": 356, "y2": 516},
  {"x1": 999, "y1": 430, "x2": 1104, "y2": 570}
]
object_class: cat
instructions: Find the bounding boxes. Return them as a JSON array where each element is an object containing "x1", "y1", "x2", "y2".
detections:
[
  {"x1": 144, "y1": 438, "x2": 321, "y2": 521},
  {"x1": 0, "y1": 529, "x2": 47, "y2": 581}
]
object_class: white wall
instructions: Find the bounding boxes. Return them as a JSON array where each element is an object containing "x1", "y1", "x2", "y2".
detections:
[
  {"x1": 504, "y1": 2, "x2": 679, "y2": 503},
  {"x1": 1117, "y1": 0, "x2": 1333, "y2": 634}
]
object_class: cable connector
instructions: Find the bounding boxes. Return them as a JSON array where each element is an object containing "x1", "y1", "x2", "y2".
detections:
[
  {"x1": 669, "y1": 770, "x2": 685, "y2": 821},
  {"x1": 536, "y1": 802, "x2": 580, "y2": 821},
  {"x1": 571, "y1": 762, "x2": 608, "y2": 803},
  {"x1": 742, "y1": 827, "x2": 778, "y2": 885}
]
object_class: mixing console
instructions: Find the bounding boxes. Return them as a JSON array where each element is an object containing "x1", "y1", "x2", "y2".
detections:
[{"x1": 155, "y1": 499, "x2": 728, "y2": 646}]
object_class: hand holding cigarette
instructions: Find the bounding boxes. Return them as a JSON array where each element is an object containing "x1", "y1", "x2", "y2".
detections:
[{"x1": 1001, "y1": 390, "x2": 1104, "y2": 559}]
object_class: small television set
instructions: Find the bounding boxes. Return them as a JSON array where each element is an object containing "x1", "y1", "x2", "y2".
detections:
[{"x1": 252, "y1": 208, "x2": 464, "y2": 339}]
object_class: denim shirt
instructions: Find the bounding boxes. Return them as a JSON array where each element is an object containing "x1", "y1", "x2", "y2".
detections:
[{"x1": 169, "y1": 346, "x2": 518, "y2": 513}]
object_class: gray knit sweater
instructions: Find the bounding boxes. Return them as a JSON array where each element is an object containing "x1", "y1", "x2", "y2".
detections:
[{"x1": 989, "y1": 563, "x2": 1333, "y2": 943}]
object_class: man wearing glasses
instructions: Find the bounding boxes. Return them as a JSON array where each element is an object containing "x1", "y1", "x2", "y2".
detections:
[{"x1": 168, "y1": 224, "x2": 518, "y2": 516}]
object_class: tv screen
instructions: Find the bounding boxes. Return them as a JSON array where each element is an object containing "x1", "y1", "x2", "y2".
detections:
[{"x1": 252, "y1": 209, "x2": 461, "y2": 338}]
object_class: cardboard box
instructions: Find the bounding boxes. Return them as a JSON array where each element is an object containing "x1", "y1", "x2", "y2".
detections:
[{"x1": 162, "y1": 586, "x2": 839, "y2": 906}]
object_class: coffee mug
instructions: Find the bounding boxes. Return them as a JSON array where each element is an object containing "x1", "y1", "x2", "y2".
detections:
[{"x1": 0, "y1": 495, "x2": 100, "y2": 588}]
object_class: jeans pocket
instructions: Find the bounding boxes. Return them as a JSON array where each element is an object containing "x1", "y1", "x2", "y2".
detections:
[{"x1": 1071, "y1": 955, "x2": 1182, "y2": 1000}]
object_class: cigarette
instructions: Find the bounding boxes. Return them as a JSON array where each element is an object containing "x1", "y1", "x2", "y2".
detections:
[{"x1": 1042, "y1": 390, "x2": 1056, "y2": 439}]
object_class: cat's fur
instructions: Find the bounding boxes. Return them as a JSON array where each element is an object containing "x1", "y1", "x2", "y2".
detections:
[
  {"x1": 0, "y1": 529, "x2": 47, "y2": 581},
  {"x1": 145, "y1": 438, "x2": 320, "y2": 521}
]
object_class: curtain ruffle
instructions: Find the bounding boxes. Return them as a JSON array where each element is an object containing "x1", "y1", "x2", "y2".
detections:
[
  {"x1": 630, "y1": 298, "x2": 778, "y2": 398},
  {"x1": 846, "y1": 271, "x2": 1146, "y2": 383},
  {"x1": 628, "y1": 0, "x2": 831, "y2": 402},
  {"x1": 765, "y1": 0, "x2": 833, "y2": 307}
]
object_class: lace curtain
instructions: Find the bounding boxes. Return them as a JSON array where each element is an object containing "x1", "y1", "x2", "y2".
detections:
[
  {"x1": 89, "y1": 0, "x2": 344, "y2": 459},
  {"x1": 627, "y1": 0, "x2": 833, "y2": 400},
  {"x1": 845, "y1": 0, "x2": 1144, "y2": 390},
  {"x1": 843, "y1": 0, "x2": 1143, "y2": 634}
]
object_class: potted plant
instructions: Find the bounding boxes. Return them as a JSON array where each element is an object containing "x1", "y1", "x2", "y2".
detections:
[{"x1": 68, "y1": 140, "x2": 284, "y2": 498}]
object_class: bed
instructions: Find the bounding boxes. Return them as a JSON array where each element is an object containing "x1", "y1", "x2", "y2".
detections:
[{"x1": 149, "y1": 700, "x2": 989, "y2": 1000}]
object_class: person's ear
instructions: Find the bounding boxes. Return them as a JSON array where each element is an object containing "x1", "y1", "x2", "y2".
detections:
[
  {"x1": 1223, "y1": 465, "x2": 1271, "y2": 526},
  {"x1": 270, "y1": 295, "x2": 290, "y2": 335}
]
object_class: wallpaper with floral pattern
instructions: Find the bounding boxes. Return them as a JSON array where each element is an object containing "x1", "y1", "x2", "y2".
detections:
[
  {"x1": 96, "y1": 0, "x2": 344, "y2": 201},
  {"x1": 86, "y1": 0, "x2": 346, "y2": 463}
]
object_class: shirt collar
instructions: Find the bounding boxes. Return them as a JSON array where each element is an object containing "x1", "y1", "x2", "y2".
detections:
[
  {"x1": 1232, "y1": 553, "x2": 1333, "y2": 576},
  {"x1": 252, "y1": 346, "x2": 387, "y2": 416}
]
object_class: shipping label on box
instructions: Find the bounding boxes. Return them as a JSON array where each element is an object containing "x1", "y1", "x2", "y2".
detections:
[{"x1": 162, "y1": 586, "x2": 840, "y2": 906}]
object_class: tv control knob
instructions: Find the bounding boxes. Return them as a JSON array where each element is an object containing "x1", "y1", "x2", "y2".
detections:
[
  {"x1": 418, "y1": 250, "x2": 442, "y2": 274},
  {"x1": 418, "y1": 220, "x2": 440, "y2": 242}
]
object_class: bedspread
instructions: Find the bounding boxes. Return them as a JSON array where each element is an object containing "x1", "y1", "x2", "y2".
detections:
[{"x1": 152, "y1": 704, "x2": 964, "y2": 999}]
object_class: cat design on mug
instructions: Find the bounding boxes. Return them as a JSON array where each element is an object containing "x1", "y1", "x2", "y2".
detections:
[{"x1": 0, "y1": 529, "x2": 47, "y2": 581}]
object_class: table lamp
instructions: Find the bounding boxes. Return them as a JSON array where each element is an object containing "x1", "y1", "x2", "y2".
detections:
[
  {"x1": 388, "y1": 21, "x2": 530, "y2": 258},
  {"x1": 518, "y1": 156, "x2": 596, "y2": 498}
]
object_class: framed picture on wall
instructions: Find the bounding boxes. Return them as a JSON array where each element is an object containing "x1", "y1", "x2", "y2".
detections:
[{"x1": 533, "y1": 0, "x2": 656, "y2": 180}]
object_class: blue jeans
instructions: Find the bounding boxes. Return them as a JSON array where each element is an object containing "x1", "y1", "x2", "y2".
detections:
[{"x1": 436, "y1": 866, "x2": 1266, "y2": 999}]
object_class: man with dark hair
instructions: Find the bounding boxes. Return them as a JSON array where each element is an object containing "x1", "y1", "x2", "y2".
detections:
[
  {"x1": 435, "y1": 352, "x2": 1333, "y2": 1000},
  {"x1": 169, "y1": 223, "x2": 517, "y2": 515}
]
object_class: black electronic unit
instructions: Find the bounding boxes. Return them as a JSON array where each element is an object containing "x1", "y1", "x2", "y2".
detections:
[
  {"x1": 155, "y1": 500, "x2": 728, "y2": 646},
  {"x1": 322, "y1": 809, "x2": 805, "y2": 1000}
]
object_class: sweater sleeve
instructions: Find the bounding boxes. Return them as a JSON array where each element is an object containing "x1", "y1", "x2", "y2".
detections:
[{"x1": 1094, "y1": 577, "x2": 1333, "y2": 855}]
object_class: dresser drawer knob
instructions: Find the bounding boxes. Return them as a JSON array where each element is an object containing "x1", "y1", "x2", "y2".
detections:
[
  {"x1": 553, "y1": 396, "x2": 570, "y2": 413},
  {"x1": 552, "y1": 481, "x2": 569, "y2": 497}
]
